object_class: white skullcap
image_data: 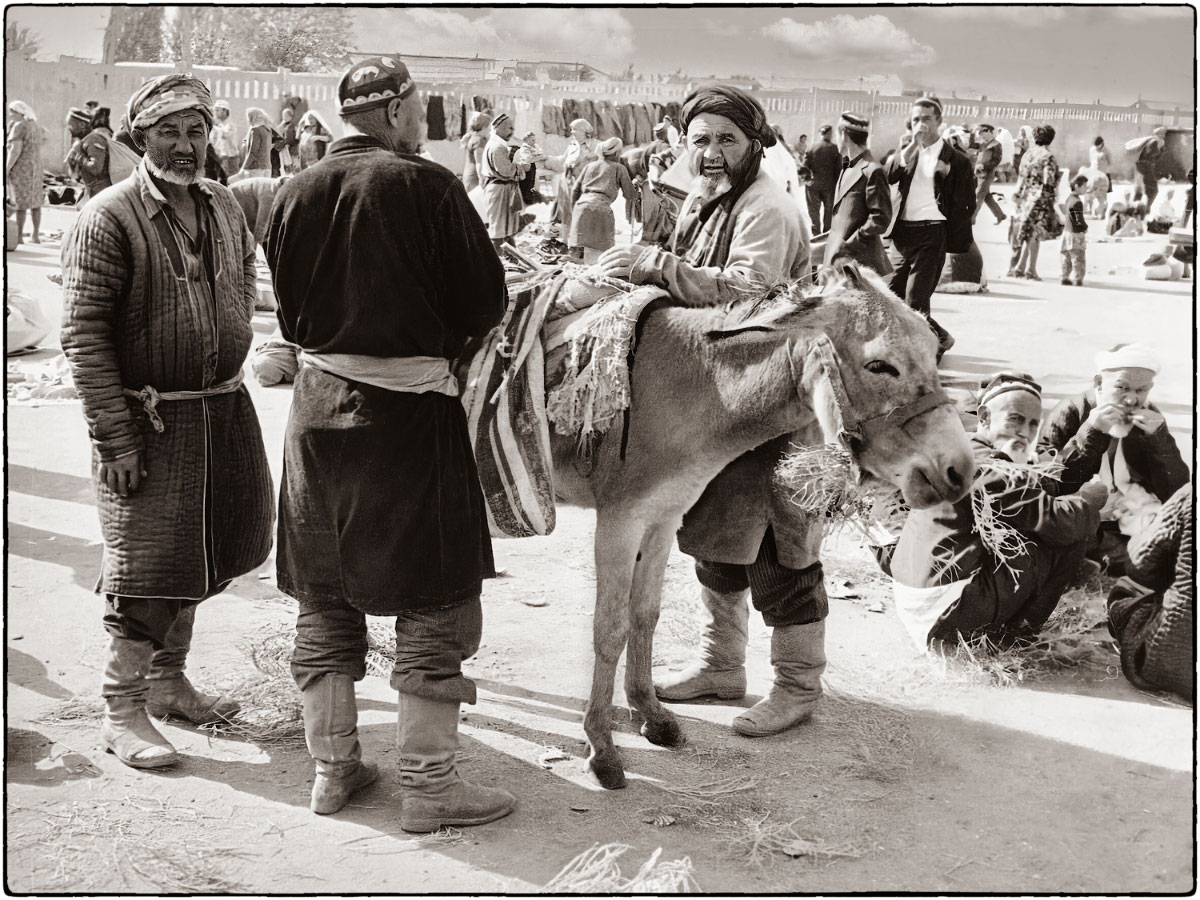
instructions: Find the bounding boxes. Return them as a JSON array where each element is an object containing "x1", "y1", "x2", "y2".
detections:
[{"x1": 1094, "y1": 342, "x2": 1161, "y2": 374}]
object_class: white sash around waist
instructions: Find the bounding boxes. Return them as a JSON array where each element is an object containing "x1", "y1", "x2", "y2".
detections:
[{"x1": 300, "y1": 352, "x2": 459, "y2": 397}]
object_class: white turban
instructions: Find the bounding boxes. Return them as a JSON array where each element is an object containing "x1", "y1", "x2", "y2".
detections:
[{"x1": 1094, "y1": 343, "x2": 1161, "y2": 374}]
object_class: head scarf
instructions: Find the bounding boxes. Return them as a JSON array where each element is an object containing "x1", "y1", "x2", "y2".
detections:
[
  {"x1": 467, "y1": 111, "x2": 489, "y2": 132},
  {"x1": 596, "y1": 136, "x2": 622, "y2": 159},
  {"x1": 8, "y1": 101, "x2": 37, "y2": 122},
  {"x1": 66, "y1": 107, "x2": 92, "y2": 128},
  {"x1": 127, "y1": 73, "x2": 213, "y2": 131},
  {"x1": 246, "y1": 107, "x2": 271, "y2": 127},
  {"x1": 569, "y1": 117, "x2": 594, "y2": 138},
  {"x1": 299, "y1": 110, "x2": 332, "y2": 135},
  {"x1": 338, "y1": 55, "x2": 415, "y2": 115},
  {"x1": 214, "y1": 99, "x2": 231, "y2": 112},
  {"x1": 1095, "y1": 343, "x2": 1160, "y2": 374},
  {"x1": 978, "y1": 371, "x2": 1042, "y2": 409},
  {"x1": 676, "y1": 84, "x2": 774, "y2": 246},
  {"x1": 680, "y1": 84, "x2": 775, "y2": 149}
]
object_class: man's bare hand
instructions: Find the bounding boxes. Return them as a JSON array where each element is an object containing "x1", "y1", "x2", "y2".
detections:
[
  {"x1": 1084, "y1": 403, "x2": 1129, "y2": 435},
  {"x1": 597, "y1": 245, "x2": 636, "y2": 280},
  {"x1": 1130, "y1": 408, "x2": 1166, "y2": 434},
  {"x1": 99, "y1": 452, "x2": 146, "y2": 498}
]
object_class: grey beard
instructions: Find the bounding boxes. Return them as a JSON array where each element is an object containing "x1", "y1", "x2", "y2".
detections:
[
  {"x1": 145, "y1": 153, "x2": 200, "y2": 185},
  {"x1": 695, "y1": 172, "x2": 733, "y2": 204}
]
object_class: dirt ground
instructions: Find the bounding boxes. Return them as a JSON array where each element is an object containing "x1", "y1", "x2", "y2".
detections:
[{"x1": 5, "y1": 184, "x2": 1195, "y2": 894}]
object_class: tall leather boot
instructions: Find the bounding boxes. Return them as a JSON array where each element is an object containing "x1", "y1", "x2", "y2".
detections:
[
  {"x1": 397, "y1": 693, "x2": 515, "y2": 833},
  {"x1": 732, "y1": 620, "x2": 826, "y2": 737},
  {"x1": 101, "y1": 635, "x2": 179, "y2": 769},
  {"x1": 145, "y1": 605, "x2": 241, "y2": 725},
  {"x1": 654, "y1": 586, "x2": 749, "y2": 701},
  {"x1": 302, "y1": 673, "x2": 379, "y2": 815}
]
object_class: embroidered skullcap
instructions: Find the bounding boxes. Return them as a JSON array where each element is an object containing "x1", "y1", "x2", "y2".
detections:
[
  {"x1": 839, "y1": 111, "x2": 869, "y2": 138},
  {"x1": 127, "y1": 73, "x2": 213, "y2": 131},
  {"x1": 1094, "y1": 342, "x2": 1160, "y2": 374},
  {"x1": 681, "y1": 84, "x2": 775, "y2": 148},
  {"x1": 214, "y1": 99, "x2": 231, "y2": 112},
  {"x1": 596, "y1": 136, "x2": 622, "y2": 158},
  {"x1": 67, "y1": 107, "x2": 92, "y2": 126},
  {"x1": 978, "y1": 122, "x2": 994, "y2": 132},
  {"x1": 8, "y1": 100, "x2": 36, "y2": 121},
  {"x1": 978, "y1": 371, "x2": 1042, "y2": 408},
  {"x1": 913, "y1": 95, "x2": 942, "y2": 115},
  {"x1": 490, "y1": 112, "x2": 511, "y2": 129},
  {"x1": 338, "y1": 55, "x2": 414, "y2": 115}
]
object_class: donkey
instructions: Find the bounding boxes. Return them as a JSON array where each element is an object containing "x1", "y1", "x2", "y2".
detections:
[{"x1": 548, "y1": 261, "x2": 976, "y2": 790}]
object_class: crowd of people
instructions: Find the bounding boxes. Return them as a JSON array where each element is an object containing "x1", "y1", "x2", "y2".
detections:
[{"x1": 2, "y1": 56, "x2": 1191, "y2": 836}]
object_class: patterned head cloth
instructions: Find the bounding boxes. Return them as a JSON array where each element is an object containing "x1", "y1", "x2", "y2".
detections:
[
  {"x1": 978, "y1": 371, "x2": 1042, "y2": 408},
  {"x1": 66, "y1": 107, "x2": 92, "y2": 127},
  {"x1": 681, "y1": 84, "x2": 775, "y2": 148},
  {"x1": 127, "y1": 73, "x2": 213, "y2": 131},
  {"x1": 838, "y1": 111, "x2": 869, "y2": 140},
  {"x1": 338, "y1": 55, "x2": 415, "y2": 115},
  {"x1": 596, "y1": 136, "x2": 623, "y2": 158}
]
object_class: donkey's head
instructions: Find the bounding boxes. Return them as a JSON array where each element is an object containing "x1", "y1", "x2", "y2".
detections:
[
  {"x1": 797, "y1": 262, "x2": 974, "y2": 508},
  {"x1": 715, "y1": 263, "x2": 974, "y2": 508}
]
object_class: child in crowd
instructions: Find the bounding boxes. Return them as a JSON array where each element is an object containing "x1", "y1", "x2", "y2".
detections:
[{"x1": 1059, "y1": 174, "x2": 1089, "y2": 286}]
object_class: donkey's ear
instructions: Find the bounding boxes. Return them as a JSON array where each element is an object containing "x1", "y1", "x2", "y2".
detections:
[
  {"x1": 805, "y1": 336, "x2": 863, "y2": 450},
  {"x1": 836, "y1": 259, "x2": 862, "y2": 282}
]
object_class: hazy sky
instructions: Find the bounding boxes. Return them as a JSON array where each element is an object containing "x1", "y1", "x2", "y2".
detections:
[{"x1": 8, "y1": 4, "x2": 1195, "y2": 106}]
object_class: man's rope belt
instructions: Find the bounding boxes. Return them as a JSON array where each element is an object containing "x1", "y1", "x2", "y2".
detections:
[{"x1": 123, "y1": 371, "x2": 244, "y2": 433}]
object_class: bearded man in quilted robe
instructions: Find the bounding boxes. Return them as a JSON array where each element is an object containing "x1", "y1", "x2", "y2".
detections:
[{"x1": 60, "y1": 74, "x2": 274, "y2": 770}]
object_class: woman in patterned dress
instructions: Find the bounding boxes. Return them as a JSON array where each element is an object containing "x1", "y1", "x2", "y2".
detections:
[
  {"x1": 6, "y1": 101, "x2": 44, "y2": 246},
  {"x1": 1008, "y1": 124, "x2": 1061, "y2": 280}
]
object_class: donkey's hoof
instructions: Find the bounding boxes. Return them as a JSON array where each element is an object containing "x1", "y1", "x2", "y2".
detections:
[
  {"x1": 589, "y1": 754, "x2": 628, "y2": 791},
  {"x1": 641, "y1": 716, "x2": 686, "y2": 749}
]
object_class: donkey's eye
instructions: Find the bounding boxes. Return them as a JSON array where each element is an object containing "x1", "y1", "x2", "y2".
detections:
[{"x1": 865, "y1": 360, "x2": 900, "y2": 378}]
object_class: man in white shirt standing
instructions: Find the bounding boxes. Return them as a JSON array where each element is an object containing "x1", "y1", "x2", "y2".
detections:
[{"x1": 883, "y1": 96, "x2": 976, "y2": 360}]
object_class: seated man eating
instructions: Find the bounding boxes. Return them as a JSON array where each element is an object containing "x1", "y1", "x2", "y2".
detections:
[
  {"x1": 888, "y1": 372, "x2": 1106, "y2": 649},
  {"x1": 1039, "y1": 343, "x2": 1189, "y2": 572}
]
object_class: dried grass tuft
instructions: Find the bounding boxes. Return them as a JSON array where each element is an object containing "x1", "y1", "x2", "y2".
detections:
[
  {"x1": 659, "y1": 774, "x2": 759, "y2": 802},
  {"x1": 197, "y1": 673, "x2": 305, "y2": 746},
  {"x1": 540, "y1": 843, "x2": 699, "y2": 893},
  {"x1": 35, "y1": 695, "x2": 105, "y2": 726},
  {"x1": 723, "y1": 814, "x2": 864, "y2": 867}
]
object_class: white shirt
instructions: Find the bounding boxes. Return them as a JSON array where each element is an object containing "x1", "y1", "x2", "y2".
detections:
[
  {"x1": 902, "y1": 137, "x2": 946, "y2": 222},
  {"x1": 761, "y1": 142, "x2": 808, "y2": 222}
]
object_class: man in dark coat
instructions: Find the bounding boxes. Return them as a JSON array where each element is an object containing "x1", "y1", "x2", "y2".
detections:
[
  {"x1": 971, "y1": 123, "x2": 1005, "y2": 225},
  {"x1": 265, "y1": 55, "x2": 513, "y2": 832},
  {"x1": 889, "y1": 372, "x2": 1105, "y2": 647},
  {"x1": 804, "y1": 123, "x2": 840, "y2": 233},
  {"x1": 60, "y1": 74, "x2": 274, "y2": 771},
  {"x1": 824, "y1": 111, "x2": 892, "y2": 276},
  {"x1": 883, "y1": 96, "x2": 976, "y2": 358},
  {"x1": 1038, "y1": 343, "x2": 1189, "y2": 573},
  {"x1": 597, "y1": 84, "x2": 822, "y2": 741}
]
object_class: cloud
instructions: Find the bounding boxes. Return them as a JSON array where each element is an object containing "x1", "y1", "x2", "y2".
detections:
[
  {"x1": 353, "y1": 8, "x2": 636, "y2": 71},
  {"x1": 764, "y1": 14, "x2": 936, "y2": 67}
]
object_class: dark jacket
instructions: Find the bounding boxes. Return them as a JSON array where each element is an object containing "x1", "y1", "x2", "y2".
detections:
[
  {"x1": 892, "y1": 434, "x2": 1099, "y2": 589},
  {"x1": 884, "y1": 139, "x2": 977, "y2": 253},
  {"x1": 974, "y1": 138, "x2": 1002, "y2": 175},
  {"x1": 824, "y1": 149, "x2": 892, "y2": 275},
  {"x1": 60, "y1": 162, "x2": 273, "y2": 599},
  {"x1": 1038, "y1": 390, "x2": 1189, "y2": 504},
  {"x1": 265, "y1": 135, "x2": 506, "y2": 613},
  {"x1": 805, "y1": 139, "x2": 841, "y2": 193}
]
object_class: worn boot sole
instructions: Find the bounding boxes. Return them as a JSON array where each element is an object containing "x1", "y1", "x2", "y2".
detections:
[
  {"x1": 731, "y1": 702, "x2": 815, "y2": 738},
  {"x1": 311, "y1": 762, "x2": 380, "y2": 815},
  {"x1": 654, "y1": 669, "x2": 747, "y2": 702},
  {"x1": 399, "y1": 800, "x2": 515, "y2": 834}
]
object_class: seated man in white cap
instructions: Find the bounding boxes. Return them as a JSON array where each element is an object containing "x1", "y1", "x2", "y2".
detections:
[
  {"x1": 889, "y1": 372, "x2": 1106, "y2": 649},
  {"x1": 1039, "y1": 343, "x2": 1189, "y2": 571}
]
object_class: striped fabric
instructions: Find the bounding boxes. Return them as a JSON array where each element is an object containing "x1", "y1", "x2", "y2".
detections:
[{"x1": 462, "y1": 278, "x2": 558, "y2": 538}]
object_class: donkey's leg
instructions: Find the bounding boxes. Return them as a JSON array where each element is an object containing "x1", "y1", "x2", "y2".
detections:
[
  {"x1": 624, "y1": 522, "x2": 685, "y2": 749},
  {"x1": 584, "y1": 514, "x2": 641, "y2": 790}
]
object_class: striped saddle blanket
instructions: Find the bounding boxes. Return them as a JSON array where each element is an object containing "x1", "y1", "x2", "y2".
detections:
[{"x1": 460, "y1": 269, "x2": 667, "y2": 538}]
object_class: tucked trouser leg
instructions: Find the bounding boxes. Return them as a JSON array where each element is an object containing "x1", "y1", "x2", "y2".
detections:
[
  {"x1": 145, "y1": 603, "x2": 241, "y2": 725},
  {"x1": 732, "y1": 528, "x2": 829, "y2": 737},
  {"x1": 392, "y1": 595, "x2": 515, "y2": 833},
  {"x1": 100, "y1": 597, "x2": 181, "y2": 769},
  {"x1": 291, "y1": 602, "x2": 378, "y2": 815},
  {"x1": 654, "y1": 562, "x2": 750, "y2": 702}
]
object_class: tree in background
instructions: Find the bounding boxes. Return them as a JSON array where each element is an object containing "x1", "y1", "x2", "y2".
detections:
[
  {"x1": 235, "y1": 8, "x2": 350, "y2": 73},
  {"x1": 166, "y1": 7, "x2": 236, "y2": 67},
  {"x1": 5, "y1": 22, "x2": 41, "y2": 59},
  {"x1": 103, "y1": 6, "x2": 166, "y2": 63}
]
